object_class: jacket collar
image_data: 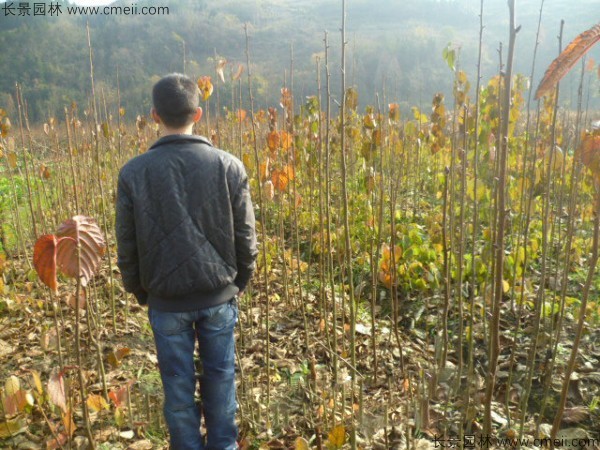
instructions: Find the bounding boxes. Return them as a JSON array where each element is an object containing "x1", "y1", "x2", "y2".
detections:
[{"x1": 149, "y1": 134, "x2": 213, "y2": 151}]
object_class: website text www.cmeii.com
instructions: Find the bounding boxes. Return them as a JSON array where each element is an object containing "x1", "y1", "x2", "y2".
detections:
[
  {"x1": 434, "y1": 434, "x2": 600, "y2": 449},
  {"x1": 2, "y1": 2, "x2": 169, "y2": 17}
]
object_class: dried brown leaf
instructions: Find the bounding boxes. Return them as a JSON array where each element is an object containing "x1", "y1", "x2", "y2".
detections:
[{"x1": 562, "y1": 406, "x2": 589, "y2": 424}]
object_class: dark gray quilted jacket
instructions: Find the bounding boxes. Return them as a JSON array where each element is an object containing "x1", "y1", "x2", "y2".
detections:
[{"x1": 115, "y1": 134, "x2": 258, "y2": 312}]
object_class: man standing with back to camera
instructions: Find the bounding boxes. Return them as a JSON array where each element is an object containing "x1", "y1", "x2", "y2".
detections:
[{"x1": 116, "y1": 73, "x2": 258, "y2": 449}]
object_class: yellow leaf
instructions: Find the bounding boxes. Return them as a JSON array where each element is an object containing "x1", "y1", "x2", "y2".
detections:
[
  {"x1": 328, "y1": 425, "x2": 346, "y2": 448},
  {"x1": 7, "y1": 151, "x2": 17, "y2": 168},
  {"x1": 295, "y1": 437, "x2": 310, "y2": 450},
  {"x1": 0, "y1": 417, "x2": 27, "y2": 438},
  {"x1": 62, "y1": 409, "x2": 76, "y2": 437},
  {"x1": 5, "y1": 375, "x2": 20, "y2": 396},
  {"x1": 114, "y1": 406, "x2": 126, "y2": 427},
  {"x1": 87, "y1": 394, "x2": 109, "y2": 412},
  {"x1": 242, "y1": 152, "x2": 253, "y2": 170},
  {"x1": 197, "y1": 76, "x2": 214, "y2": 101},
  {"x1": 502, "y1": 280, "x2": 510, "y2": 293}
]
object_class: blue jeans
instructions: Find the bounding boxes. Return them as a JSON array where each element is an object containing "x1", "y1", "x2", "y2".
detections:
[{"x1": 148, "y1": 298, "x2": 238, "y2": 450}]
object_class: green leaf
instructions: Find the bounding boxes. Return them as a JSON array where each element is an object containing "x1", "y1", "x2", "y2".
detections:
[{"x1": 442, "y1": 43, "x2": 456, "y2": 72}]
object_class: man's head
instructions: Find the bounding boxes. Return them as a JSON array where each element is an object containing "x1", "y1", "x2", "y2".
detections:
[{"x1": 152, "y1": 73, "x2": 201, "y2": 129}]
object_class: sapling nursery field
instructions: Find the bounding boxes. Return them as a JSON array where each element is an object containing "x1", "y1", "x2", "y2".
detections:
[{"x1": 1, "y1": 3, "x2": 600, "y2": 450}]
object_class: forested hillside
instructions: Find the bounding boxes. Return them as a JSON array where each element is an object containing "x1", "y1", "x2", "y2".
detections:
[{"x1": 0, "y1": 0, "x2": 598, "y2": 122}]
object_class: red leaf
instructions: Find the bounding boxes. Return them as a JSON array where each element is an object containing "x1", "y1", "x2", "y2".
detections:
[
  {"x1": 47, "y1": 432, "x2": 68, "y2": 450},
  {"x1": 56, "y1": 215, "x2": 106, "y2": 287},
  {"x1": 33, "y1": 235, "x2": 58, "y2": 292},
  {"x1": 536, "y1": 23, "x2": 600, "y2": 99},
  {"x1": 109, "y1": 380, "x2": 135, "y2": 408},
  {"x1": 2, "y1": 389, "x2": 28, "y2": 416},
  {"x1": 48, "y1": 369, "x2": 67, "y2": 413}
]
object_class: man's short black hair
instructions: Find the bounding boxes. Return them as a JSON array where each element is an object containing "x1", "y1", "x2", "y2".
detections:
[{"x1": 152, "y1": 73, "x2": 199, "y2": 128}]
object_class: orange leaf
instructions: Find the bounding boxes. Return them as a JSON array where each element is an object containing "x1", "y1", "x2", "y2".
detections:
[
  {"x1": 378, "y1": 270, "x2": 392, "y2": 289},
  {"x1": 271, "y1": 170, "x2": 289, "y2": 192},
  {"x1": 33, "y1": 235, "x2": 58, "y2": 292},
  {"x1": 283, "y1": 164, "x2": 295, "y2": 182},
  {"x1": 40, "y1": 164, "x2": 51, "y2": 179},
  {"x1": 536, "y1": 23, "x2": 600, "y2": 99},
  {"x1": 280, "y1": 131, "x2": 293, "y2": 151},
  {"x1": 107, "y1": 347, "x2": 131, "y2": 368},
  {"x1": 389, "y1": 103, "x2": 400, "y2": 121},
  {"x1": 115, "y1": 347, "x2": 131, "y2": 360},
  {"x1": 267, "y1": 131, "x2": 280, "y2": 152},
  {"x1": 579, "y1": 133, "x2": 600, "y2": 176},
  {"x1": 236, "y1": 109, "x2": 247, "y2": 122}
]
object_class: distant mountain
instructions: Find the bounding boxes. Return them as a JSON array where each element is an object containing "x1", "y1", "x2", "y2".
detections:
[{"x1": 0, "y1": 0, "x2": 597, "y2": 122}]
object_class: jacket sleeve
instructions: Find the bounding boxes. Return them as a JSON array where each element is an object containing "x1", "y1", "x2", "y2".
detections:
[
  {"x1": 115, "y1": 173, "x2": 147, "y2": 305},
  {"x1": 231, "y1": 168, "x2": 258, "y2": 292}
]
